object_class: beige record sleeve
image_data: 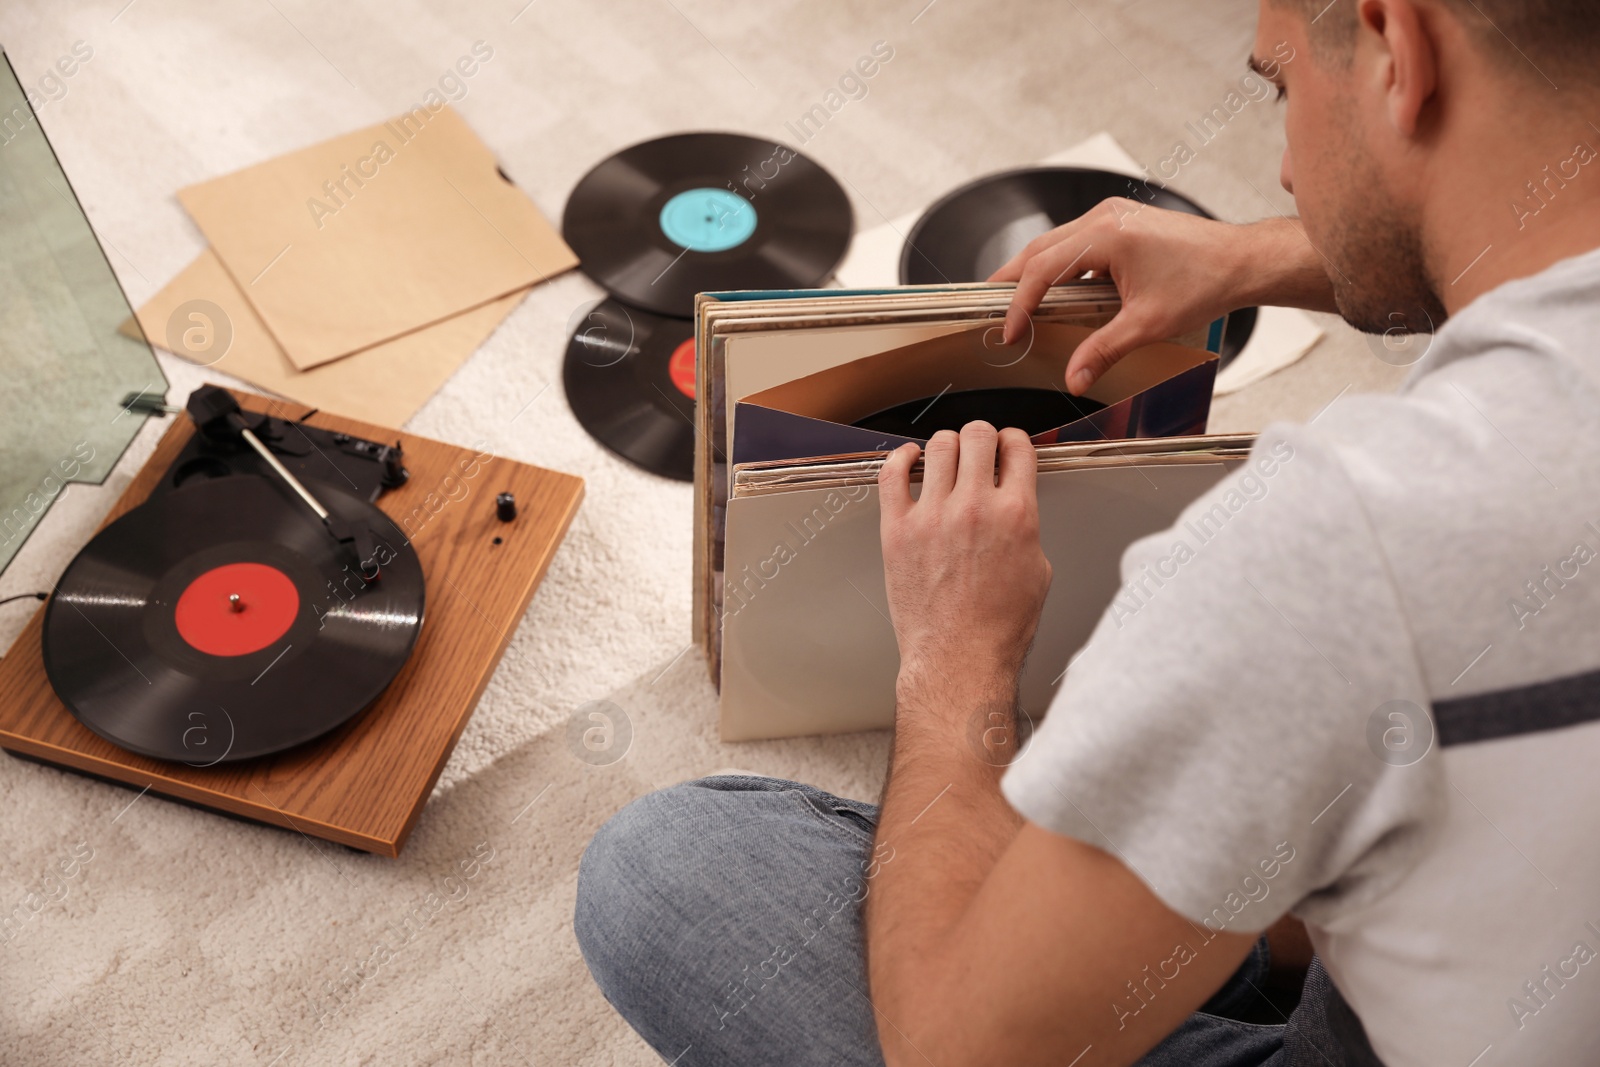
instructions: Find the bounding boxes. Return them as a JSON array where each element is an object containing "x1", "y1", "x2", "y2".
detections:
[
  {"x1": 178, "y1": 106, "x2": 575, "y2": 370},
  {"x1": 718, "y1": 459, "x2": 1237, "y2": 741},
  {"x1": 128, "y1": 249, "x2": 524, "y2": 427}
]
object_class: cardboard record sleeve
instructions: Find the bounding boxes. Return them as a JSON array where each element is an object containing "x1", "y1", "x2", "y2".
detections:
[{"x1": 720, "y1": 438, "x2": 1251, "y2": 740}]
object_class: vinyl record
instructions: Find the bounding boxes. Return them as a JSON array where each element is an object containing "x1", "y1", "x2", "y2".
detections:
[
  {"x1": 853, "y1": 387, "x2": 1106, "y2": 439},
  {"x1": 43, "y1": 475, "x2": 424, "y2": 763},
  {"x1": 901, "y1": 167, "x2": 1256, "y2": 365},
  {"x1": 563, "y1": 132, "x2": 853, "y2": 317},
  {"x1": 564, "y1": 298, "x2": 696, "y2": 481}
]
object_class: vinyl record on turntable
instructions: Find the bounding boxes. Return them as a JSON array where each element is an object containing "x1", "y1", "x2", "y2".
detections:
[
  {"x1": 562, "y1": 132, "x2": 853, "y2": 317},
  {"x1": 42, "y1": 475, "x2": 425, "y2": 764},
  {"x1": 901, "y1": 167, "x2": 1257, "y2": 364},
  {"x1": 563, "y1": 298, "x2": 696, "y2": 481}
]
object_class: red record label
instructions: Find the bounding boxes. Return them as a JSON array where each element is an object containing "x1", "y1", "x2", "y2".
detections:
[
  {"x1": 174, "y1": 562, "x2": 300, "y2": 657},
  {"x1": 669, "y1": 338, "x2": 697, "y2": 399}
]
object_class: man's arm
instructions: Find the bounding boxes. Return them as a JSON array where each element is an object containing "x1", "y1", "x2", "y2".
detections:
[
  {"x1": 864, "y1": 422, "x2": 1256, "y2": 1067},
  {"x1": 989, "y1": 208, "x2": 1340, "y2": 393}
]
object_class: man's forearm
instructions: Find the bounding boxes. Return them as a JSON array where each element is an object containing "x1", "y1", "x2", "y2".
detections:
[
  {"x1": 1229, "y1": 216, "x2": 1341, "y2": 313},
  {"x1": 864, "y1": 663, "x2": 1025, "y2": 1053}
]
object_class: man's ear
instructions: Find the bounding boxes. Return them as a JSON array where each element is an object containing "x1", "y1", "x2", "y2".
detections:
[{"x1": 1357, "y1": 0, "x2": 1438, "y2": 136}]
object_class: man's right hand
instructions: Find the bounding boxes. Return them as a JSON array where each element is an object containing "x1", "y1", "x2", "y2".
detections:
[{"x1": 987, "y1": 205, "x2": 1338, "y2": 394}]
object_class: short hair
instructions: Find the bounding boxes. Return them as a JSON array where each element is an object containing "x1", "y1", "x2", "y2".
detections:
[{"x1": 1274, "y1": 0, "x2": 1597, "y2": 88}]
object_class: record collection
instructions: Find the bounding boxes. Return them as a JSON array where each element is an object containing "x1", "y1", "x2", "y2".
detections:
[
  {"x1": 26, "y1": 147, "x2": 1257, "y2": 760},
  {"x1": 901, "y1": 167, "x2": 1257, "y2": 364},
  {"x1": 561, "y1": 132, "x2": 853, "y2": 481},
  {"x1": 691, "y1": 283, "x2": 1233, "y2": 740},
  {"x1": 42, "y1": 386, "x2": 421, "y2": 764}
]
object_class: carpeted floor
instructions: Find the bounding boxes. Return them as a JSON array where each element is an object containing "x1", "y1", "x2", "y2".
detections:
[{"x1": 0, "y1": 1, "x2": 1408, "y2": 1063}]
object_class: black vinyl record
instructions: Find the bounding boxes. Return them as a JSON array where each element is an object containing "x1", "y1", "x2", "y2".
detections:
[
  {"x1": 901, "y1": 167, "x2": 1256, "y2": 365},
  {"x1": 43, "y1": 475, "x2": 424, "y2": 764},
  {"x1": 853, "y1": 387, "x2": 1107, "y2": 439},
  {"x1": 563, "y1": 298, "x2": 697, "y2": 482},
  {"x1": 563, "y1": 132, "x2": 853, "y2": 317}
]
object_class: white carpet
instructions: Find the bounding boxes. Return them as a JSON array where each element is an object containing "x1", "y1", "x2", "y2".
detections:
[{"x1": 0, "y1": 1, "x2": 1409, "y2": 1063}]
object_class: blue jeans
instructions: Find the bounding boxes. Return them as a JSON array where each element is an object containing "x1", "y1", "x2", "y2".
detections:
[{"x1": 575, "y1": 776, "x2": 1375, "y2": 1066}]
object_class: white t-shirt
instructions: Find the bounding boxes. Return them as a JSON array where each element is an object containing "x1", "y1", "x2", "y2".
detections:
[{"x1": 1003, "y1": 246, "x2": 1600, "y2": 1067}]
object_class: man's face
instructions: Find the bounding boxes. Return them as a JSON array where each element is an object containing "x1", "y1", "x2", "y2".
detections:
[{"x1": 1254, "y1": 1, "x2": 1444, "y2": 334}]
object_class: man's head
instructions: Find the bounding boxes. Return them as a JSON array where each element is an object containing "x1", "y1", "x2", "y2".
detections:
[{"x1": 1252, "y1": 0, "x2": 1600, "y2": 333}]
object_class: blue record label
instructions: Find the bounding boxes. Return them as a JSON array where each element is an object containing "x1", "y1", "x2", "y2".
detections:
[{"x1": 658, "y1": 187, "x2": 757, "y2": 252}]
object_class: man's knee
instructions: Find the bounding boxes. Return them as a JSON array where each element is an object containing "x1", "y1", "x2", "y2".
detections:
[
  {"x1": 575, "y1": 778, "x2": 885, "y2": 1063},
  {"x1": 574, "y1": 780, "x2": 753, "y2": 992},
  {"x1": 575, "y1": 787, "x2": 669, "y2": 984}
]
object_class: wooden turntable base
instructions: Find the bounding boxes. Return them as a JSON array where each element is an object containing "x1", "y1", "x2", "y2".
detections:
[{"x1": 0, "y1": 389, "x2": 584, "y2": 856}]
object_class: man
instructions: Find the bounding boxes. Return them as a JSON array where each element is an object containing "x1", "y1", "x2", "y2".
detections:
[{"x1": 575, "y1": 0, "x2": 1600, "y2": 1063}]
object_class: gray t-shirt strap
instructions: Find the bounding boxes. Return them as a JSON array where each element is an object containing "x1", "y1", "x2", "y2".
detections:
[{"x1": 1434, "y1": 665, "x2": 1600, "y2": 746}]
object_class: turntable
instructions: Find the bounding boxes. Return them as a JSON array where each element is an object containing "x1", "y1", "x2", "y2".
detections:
[
  {"x1": 0, "y1": 384, "x2": 583, "y2": 855},
  {"x1": 0, "y1": 52, "x2": 583, "y2": 855}
]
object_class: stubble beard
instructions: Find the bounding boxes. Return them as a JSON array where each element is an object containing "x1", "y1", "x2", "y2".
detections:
[{"x1": 1308, "y1": 110, "x2": 1449, "y2": 336}]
